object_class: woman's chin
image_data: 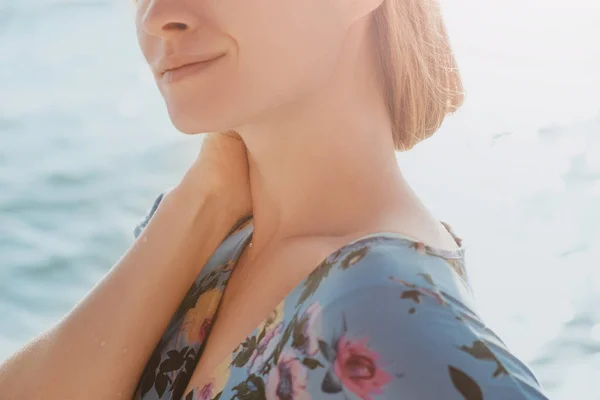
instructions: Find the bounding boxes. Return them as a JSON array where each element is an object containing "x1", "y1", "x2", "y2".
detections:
[
  {"x1": 165, "y1": 98, "x2": 255, "y2": 135},
  {"x1": 168, "y1": 111, "x2": 231, "y2": 135}
]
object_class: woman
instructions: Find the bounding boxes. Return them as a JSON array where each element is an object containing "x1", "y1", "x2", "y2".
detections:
[{"x1": 0, "y1": 0, "x2": 549, "y2": 399}]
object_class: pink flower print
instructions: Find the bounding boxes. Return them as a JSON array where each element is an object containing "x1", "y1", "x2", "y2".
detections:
[
  {"x1": 199, "y1": 318, "x2": 212, "y2": 340},
  {"x1": 197, "y1": 381, "x2": 215, "y2": 400},
  {"x1": 266, "y1": 350, "x2": 311, "y2": 400},
  {"x1": 178, "y1": 288, "x2": 221, "y2": 345},
  {"x1": 334, "y1": 336, "x2": 393, "y2": 400},
  {"x1": 248, "y1": 323, "x2": 284, "y2": 375}
]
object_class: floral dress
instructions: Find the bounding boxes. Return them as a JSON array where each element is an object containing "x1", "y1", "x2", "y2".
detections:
[{"x1": 132, "y1": 193, "x2": 549, "y2": 400}]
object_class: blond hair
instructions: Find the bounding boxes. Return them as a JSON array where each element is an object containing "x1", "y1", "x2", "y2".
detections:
[{"x1": 371, "y1": 0, "x2": 464, "y2": 151}]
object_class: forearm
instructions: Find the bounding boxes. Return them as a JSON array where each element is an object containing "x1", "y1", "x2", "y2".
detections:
[{"x1": 0, "y1": 182, "x2": 241, "y2": 400}]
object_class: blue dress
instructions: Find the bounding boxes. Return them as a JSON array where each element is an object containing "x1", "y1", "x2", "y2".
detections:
[{"x1": 132, "y1": 193, "x2": 549, "y2": 400}]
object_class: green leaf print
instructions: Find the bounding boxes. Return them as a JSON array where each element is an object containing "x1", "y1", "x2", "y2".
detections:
[
  {"x1": 171, "y1": 370, "x2": 190, "y2": 400},
  {"x1": 457, "y1": 340, "x2": 508, "y2": 378},
  {"x1": 322, "y1": 370, "x2": 343, "y2": 394},
  {"x1": 318, "y1": 339, "x2": 336, "y2": 363},
  {"x1": 199, "y1": 269, "x2": 221, "y2": 293},
  {"x1": 340, "y1": 246, "x2": 369, "y2": 269},
  {"x1": 159, "y1": 349, "x2": 185, "y2": 373},
  {"x1": 257, "y1": 326, "x2": 266, "y2": 344},
  {"x1": 401, "y1": 289, "x2": 423, "y2": 304},
  {"x1": 273, "y1": 315, "x2": 297, "y2": 365},
  {"x1": 302, "y1": 357, "x2": 325, "y2": 369},
  {"x1": 232, "y1": 374, "x2": 267, "y2": 400},
  {"x1": 154, "y1": 372, "x2": 169, "y2": 398},
  {"x1": 139, "y1": 347, "x2": 161, "y2": 396},
  {"x1": 232, "y1": 336, "x2": 258, "y2": 368},
  {"x1": 297, "y1": 260, "x2": 335, "y2": 307},
  {"x1": 449, "y1": 366, "x2": 483, "y2": 400},
  {"x1": 291, "y1": 316, "x2": 308, "y2": 350}
]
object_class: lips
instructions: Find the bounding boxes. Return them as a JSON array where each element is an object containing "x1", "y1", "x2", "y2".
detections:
[
  {"x1": 158, "y1": 52, "x2": 226, "y2": 76},
  {"x1": 163, "y1": 55, "x2": 221, "y2": 74},
  {"x1": 160, "y1": 54, "x2": 226, "y2": 83}
]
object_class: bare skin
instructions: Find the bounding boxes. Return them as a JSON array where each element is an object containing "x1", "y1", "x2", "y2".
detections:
[{"x1": 1, "y1": 0, "x2": 460, "y2": 398}]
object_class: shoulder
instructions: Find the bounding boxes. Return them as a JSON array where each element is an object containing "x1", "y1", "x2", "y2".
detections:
[
  {"x1": 299, "y1": 235, "x2": 548, "y2": 399},
  {"x1": 306, "y1": 233, "x2": 473, "y2": 310}
]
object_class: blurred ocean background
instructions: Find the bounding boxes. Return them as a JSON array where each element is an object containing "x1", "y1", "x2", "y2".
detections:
[{"x1": 0, "y1": 0, "x2": 599, "y2": 398}]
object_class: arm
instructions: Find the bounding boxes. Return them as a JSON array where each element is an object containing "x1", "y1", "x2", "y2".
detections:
[
  {"x1": 0, "y1": 131, "x2": 253, "y2": 400},
  {"x1": 0, "y1": 182, "x2": 242, "y2": 400}
]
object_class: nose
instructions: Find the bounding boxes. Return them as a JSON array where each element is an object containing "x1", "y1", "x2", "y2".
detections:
[{"x1": 139, "y1": 0, "x2": 201, "y2": 39}]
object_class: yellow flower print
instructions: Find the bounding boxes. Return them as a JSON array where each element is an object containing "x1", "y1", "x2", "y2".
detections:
[
  {"x1": 257, "y1": 300, "x2": 284, "y2": 334},
  {"x1": 179, "y1": 288, "x2": 222, "y2": 344},
  {"x1": 222, "y1": 260, "x2": 236, "y2": 272}
]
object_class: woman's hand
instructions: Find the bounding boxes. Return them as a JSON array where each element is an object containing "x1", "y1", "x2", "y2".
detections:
[{"x1": 181, "y1": 130, "x2": 252, "y2": 221}]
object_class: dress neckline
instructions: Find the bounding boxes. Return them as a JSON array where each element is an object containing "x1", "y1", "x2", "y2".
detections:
[
  {"x1": 228, "y1": 216, "x2": 465, "y2": 261},
  {"x1": 185, "y1": 218, "x2": 466, "y2": 398}
]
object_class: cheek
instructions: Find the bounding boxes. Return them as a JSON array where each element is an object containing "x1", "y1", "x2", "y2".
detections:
[{"x1": 220, "y1": 0, "x2": 348, "y2": 112}]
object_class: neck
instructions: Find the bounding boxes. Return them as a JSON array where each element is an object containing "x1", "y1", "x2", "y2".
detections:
[{"x1": 234, "y1": 18, "x2": 432, "y2": 252}]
